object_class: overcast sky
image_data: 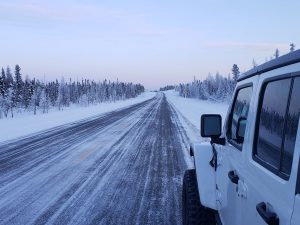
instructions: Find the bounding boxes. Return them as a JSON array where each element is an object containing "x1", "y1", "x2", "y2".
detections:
[{"x1": 0, "y1": 0, "x2": 299, "y2": 89}]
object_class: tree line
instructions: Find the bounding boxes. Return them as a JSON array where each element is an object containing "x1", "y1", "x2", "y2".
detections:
[
  {"x1": 159, "y1": 85, "x2": 175, "y2": 91},
  {"x1": 176, "y1": 64, "x2": 239, "y2": 102},
  {"x1": 176, "y1": 44, "x2": 297, "y2": 102},
  {"x1": 0, "y1": 65, "x2": 145, "y2": 118}
]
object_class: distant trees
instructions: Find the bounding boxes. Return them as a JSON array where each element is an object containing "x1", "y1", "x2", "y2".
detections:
[
  {"x1": 176, "y1": 44, "x2": 299, "y2": 103},
  {"x1": 290, "y1": 43, "x2": 295, "y2": 52},
  {"x1": 176, "y1": 66, "x2": 237, "y2": 102},
  {"x1": 0, "y1": 65, "x2": 145, "y2": 118},
  {"x1": 159, "y1": 85, "x2": 175, "y2": 91},
  {"x1": 268, "y1": 44, "x2": 297, "y2": 62},
  {"x1": 176, "y1": 64, "x2": 239, "y2": 102}
]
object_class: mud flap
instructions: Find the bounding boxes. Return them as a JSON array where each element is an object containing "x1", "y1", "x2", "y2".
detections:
[{"x1": 193, "y1": 142, "x2": 217, "y2": 210}]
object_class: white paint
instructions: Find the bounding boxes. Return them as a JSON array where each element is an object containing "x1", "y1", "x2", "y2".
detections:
[
  {"x1": 193, "y1": 142, "x2": 217, "y2": 210},
  {"x1": 187, "y1": 62, "x2": 300, "y2": 225}
]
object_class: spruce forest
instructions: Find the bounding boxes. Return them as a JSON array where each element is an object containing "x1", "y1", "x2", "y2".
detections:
[
  {"x1": 175, "y1": 64, "x2": 240, "y2": 102},
  {"x1": 0, "y1": 65, "x2": 145, "y2": 118}
]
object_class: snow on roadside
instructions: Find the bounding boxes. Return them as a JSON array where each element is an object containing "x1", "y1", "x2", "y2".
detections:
[
  {"x1": 0, "y1": 92, "x2": 156, "y2": 142},
  {"x1": 164, "y1": 90, "x2": 229, "y2": 143}
]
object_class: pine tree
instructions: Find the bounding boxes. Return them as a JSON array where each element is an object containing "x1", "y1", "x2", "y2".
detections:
[
  {"x1": 7, "y1": 88, "x2": 14, "y2": 118},
  {"x1": 0, "y1": 90, "x2": 11, "y2": 118},
  {"x1": 13, "y1": 64, "x2": 23, "y2": 107},
  {"x1": 30, "y1": 78, "x2": 38, "y2": 115},
  {"x1": 56, "y1": 77, "x2": 65, "y2": 110},
  {"x1": 5, "y1": 66, "x2": 13, "y2": 91},
  {"x1": 0, "y1": 95, "x2": 3, "y2": 118},
  {"x1": 79, "y1": 94, "x2": 88, "y2": 107},
  {"x1": 290, "y1": 43, "x2": 295, "y2": 52},
  {"x1": 0, "y1": 68, "x2": 4, "y2": 97},
  {"x1": 40, "y1": 89, "x2": 49, "y2": 113},
  {"x1": 274, "y1": 49, "x2": 279, "y2": 58},
  {"x1": 252, "y1": 59, "x2": 258, "y2": 68},
  {"x1": 23, "y1": 76, "x2": 32, "y2": 109},
  {"x1": 216, "y1": 73, "x2": 225, "y2": 100},
  {"x1": 232, "y1": 64, "x2": 240, "y2": 83}
]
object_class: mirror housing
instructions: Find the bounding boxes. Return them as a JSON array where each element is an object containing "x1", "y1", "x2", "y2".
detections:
[
  {"x1": 236, "y1": 117, "x2": 247, "y2": 142},
  {"x1": 201, "y1": 114, "x2": 222, "y2": 138}
]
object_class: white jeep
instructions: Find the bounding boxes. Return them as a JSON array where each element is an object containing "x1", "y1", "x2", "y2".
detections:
[{"x1": 182, "y1": 50, "x2": 300, "y2": 225}]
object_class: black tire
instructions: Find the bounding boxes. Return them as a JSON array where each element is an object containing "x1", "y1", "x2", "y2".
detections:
[{"x1": 182, "y1": 169, "x2": 216, "y2": 225}]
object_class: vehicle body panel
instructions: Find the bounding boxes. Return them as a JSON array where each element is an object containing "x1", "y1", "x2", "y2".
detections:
[
  {"x1": 193, "y1": 59, "x2": 300, "y2": 225},
  {"x1": 193, "y1": 142, "x2": 217, "y2": 210}
]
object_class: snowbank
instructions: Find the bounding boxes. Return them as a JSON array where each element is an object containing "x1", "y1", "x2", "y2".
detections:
[
  {"x1": 165, "y1": 90, "x2": 229, "y2": 142},
  {"x1": 0, "y1": 92, "x2": 156, "y2": 142}
]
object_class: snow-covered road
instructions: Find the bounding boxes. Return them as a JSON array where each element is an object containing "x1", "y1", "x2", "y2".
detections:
[{"x1": 0, "y1": 93, "x2": 191, "y2": 225}]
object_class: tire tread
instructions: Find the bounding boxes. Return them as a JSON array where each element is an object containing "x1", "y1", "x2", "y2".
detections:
[{"x1": 182, "y1": 169, "x2": 216, "y2": 225}]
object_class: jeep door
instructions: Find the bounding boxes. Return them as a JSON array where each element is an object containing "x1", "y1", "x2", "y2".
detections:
[
  {"x1": 241, "y1": 72, "x2": 300, "y2": 225},
  {"x1": 214, "y1": 79, "x2": 255, "y2": 225}
]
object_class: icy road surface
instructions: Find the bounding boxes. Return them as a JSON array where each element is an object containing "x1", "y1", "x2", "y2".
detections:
[{"x1": 0, "y1": 93, "x2": 191, "y2": 225}]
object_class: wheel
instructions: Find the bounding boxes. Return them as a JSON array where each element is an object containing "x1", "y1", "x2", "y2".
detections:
[{"x1": 182, "y1": 169, "x2": 216, "y2": 225}]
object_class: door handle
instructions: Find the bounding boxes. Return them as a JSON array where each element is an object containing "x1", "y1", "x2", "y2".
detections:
[
  {"x1": 256, "y1": 202, "x2": 279, "y2": 225},
  {"x1": 228, "y1": 170, "x2": 239, "y2": 184}
]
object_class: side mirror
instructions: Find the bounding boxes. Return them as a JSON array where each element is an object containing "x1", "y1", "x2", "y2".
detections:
[
  {"x1": 236, "y1": 117, "x2": 247, "y2": 142},
  {"x1": 201, "y1": 114, "x2": 222, "y2": 138}
]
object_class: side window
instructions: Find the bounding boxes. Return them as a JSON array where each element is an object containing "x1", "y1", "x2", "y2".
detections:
[
  {"x1": 255, "y1": 79, "x2": 291, "y2": 170},
  {"x1": 227, "y1": 86, "x2": 253, "y2": 148},
  {"x1": 254, "y1": 77, "x2": 300, "y2": 177}
]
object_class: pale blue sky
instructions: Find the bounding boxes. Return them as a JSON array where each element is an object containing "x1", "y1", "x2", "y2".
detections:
[{"x1": 0, "y1": 0, "x2": 299, "y2": 89}]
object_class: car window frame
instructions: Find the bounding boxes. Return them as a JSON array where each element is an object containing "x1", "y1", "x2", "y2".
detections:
[
  {"x1": 297, "y1": 158, "x2": 300, "y2": 195},
  {"x1": 226, "y1": 83, "x2": 253, "y2": 151},
  {"x1": 253, "y1": 73, "x2": 300, "y2": 180}
]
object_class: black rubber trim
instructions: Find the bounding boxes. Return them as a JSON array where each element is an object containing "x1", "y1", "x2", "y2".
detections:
[
  {"x1": 238, "y1": 49, "x2": 300, "y2": 82},
  {"x1": 297, "y1": 157, "x2": 300, "y2": 195},
  {"x1": 215, "y1": 212, "x2": 223, "y2": 225},
  {"x1": 226, "y1": 83, "x2": 253, "y2": 151}
]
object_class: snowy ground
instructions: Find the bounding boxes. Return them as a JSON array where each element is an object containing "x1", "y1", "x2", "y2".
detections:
[
  {"x1": 0, "y1": 92, "x2": 156, "y2": 142},
  {"x1": 164, "y1": 90, "x2": 229, "y2": 143},
  {"x1": 0, "y1": 91, "x2": 230, "y2": 225},
  {"x1": 0, "y1": 93, "x2": 191, "y2": 225}
]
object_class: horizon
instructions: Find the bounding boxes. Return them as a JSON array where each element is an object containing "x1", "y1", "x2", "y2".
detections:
[{"x1": 0, "y1": 0, "x2": 299, "y2": 89}]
